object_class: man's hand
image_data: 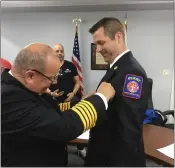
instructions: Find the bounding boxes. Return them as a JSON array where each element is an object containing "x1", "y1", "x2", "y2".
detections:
[
  {"x1": 46, "y1": 88, "x2": 64, "y2": 97},
  {"x1": 65, "y1": 92, "x2": 74, "y2": 102},
  {"x1": 97, "y1": 82, "x2": 115, "y2": 102}
]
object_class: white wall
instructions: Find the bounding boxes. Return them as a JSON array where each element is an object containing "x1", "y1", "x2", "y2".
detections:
[
  {"x1": 170, "y1": 70, "x2": 174, "y2": 111},
  {"x1": 168, "y1": 69, "x2": 174, "y2": 123},
  {"x1": 1, "y1": 10, "x2": 174, "y2": 111}
]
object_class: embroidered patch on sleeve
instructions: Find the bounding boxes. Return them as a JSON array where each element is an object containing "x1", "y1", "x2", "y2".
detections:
[{"x1": 122, "y1": 74, "x2": 143, "y2": 99}]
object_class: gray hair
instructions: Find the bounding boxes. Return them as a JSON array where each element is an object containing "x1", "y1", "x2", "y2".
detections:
[{"x1": 13, "y1": 49, "x2": 49, "y2": 73}]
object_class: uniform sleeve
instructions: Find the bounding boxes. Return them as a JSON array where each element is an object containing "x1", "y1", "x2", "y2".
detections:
[
  {"x1": 58, "y1": 94, "x2": 108, "y2": 113},
  {"x1": 58, "y1": 100, "x2": 79, "y2": 112},
  {"x1": 112, "y1": 69, "x2": 149, "y2": 147},
  {"x1": 40, "y1": 93, "x2": 79, "y2": 111},
  {"x1": 70, "y1": 62, "x2": 78, "y2": 76},
  {"x1": 112, "y1": 69, "x2": 149, "y2": 103},
  {"x1": 2, "y1": 88, "x2": 107, "y2": 142},
  {"x1": 58, "y1": 102, "x2": 71, "y2": 111},
  {"x1": 120, "y1": 71, "x2": 149, "y2": 119},
  {"x1": 36, "y1": 95, "x2": 107, "y2": 141}
]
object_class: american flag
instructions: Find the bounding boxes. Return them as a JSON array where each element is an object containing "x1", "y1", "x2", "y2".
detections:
[{"x1": 72, "y1": 25, "x2": 84, "y2": 98}]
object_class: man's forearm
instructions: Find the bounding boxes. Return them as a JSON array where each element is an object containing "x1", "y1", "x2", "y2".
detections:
[{"x1": 73, "y1": 82, "x2": 80, "y2": 94}]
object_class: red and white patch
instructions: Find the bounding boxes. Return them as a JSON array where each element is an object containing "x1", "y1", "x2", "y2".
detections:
[
  {"x1": 122, "y1": 74, "x2": 143, "y2": 99},
  {"x1": 127, "y1": 81, "x2": 139, "y2": 93}
]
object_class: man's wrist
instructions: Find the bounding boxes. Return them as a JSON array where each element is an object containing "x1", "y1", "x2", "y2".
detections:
[{"x1": 95, "y1": 93, "x2": 108, "y2": 110}]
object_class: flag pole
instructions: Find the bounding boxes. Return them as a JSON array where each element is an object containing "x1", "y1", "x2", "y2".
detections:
[
  {"x1": 124, "y1": 12, "x2": 128, "y2": 47},
  {"x1": 72, "y1": 17, "x2": 84, "y2": 97},
  {"x1": 72, "y1": 17, "x2": 82, "y2": 33}
]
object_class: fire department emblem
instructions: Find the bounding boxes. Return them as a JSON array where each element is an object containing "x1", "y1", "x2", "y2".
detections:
[
  {"x1": 123, "y1": 74, "x2": 143, "y2": 99},
  {"x1": 127, "y1": 81, "x2": 139, "y2": 93}
]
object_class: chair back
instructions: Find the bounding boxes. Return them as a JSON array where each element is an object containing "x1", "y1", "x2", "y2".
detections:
[{"x1": 144, "y1": 78, "x2": 166, "y2": 126}]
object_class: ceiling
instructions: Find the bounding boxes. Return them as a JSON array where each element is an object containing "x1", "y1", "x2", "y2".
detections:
[{"x1": 1, "y1": 0, "x2": 174, "y2": 12}]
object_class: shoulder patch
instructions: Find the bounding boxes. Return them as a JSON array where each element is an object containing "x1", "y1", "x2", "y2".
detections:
[{"x1": 122, "y1": 74, "x2": 143, "y2": 99}]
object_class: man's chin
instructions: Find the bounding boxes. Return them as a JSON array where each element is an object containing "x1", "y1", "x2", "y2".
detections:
[
  {"x1": 59, "y1": 57, "x2": 64, "y2": 62},
  {"x1": 102, "y1": 56, "x2": 109, "y2": 63},
  {"x1": 40, "y1": 88, "x2": 49, "y2": 94},
  {"x1": 104, "y1": 59, "x2": 109, "y2": 64}
]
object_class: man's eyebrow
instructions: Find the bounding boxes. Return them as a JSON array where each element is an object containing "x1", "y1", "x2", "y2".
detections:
[{"x1": 97, "y1": 40, "x2": 105, "y2": 44}]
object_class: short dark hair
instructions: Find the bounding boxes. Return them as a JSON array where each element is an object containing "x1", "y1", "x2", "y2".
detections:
[{"x1": 89, "y1": 17, "x2": 125, "y2": 40}]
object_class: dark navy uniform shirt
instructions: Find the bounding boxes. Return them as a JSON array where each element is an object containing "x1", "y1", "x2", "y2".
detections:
[{"x1": 50, "y1": 60, "x2": 78, "y2": 102}]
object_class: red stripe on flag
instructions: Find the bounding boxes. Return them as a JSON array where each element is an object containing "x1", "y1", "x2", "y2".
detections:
[{"x1": 72, "y1": 58, "x2": 82, "y2": 73}]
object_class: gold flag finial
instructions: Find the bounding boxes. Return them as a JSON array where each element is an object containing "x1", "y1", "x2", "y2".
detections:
[
  {"x1": 72, "y1": 17, "x2": 82, "y2": 26},
  {"x1": 72, "y1": 17, "x2": 82, "y2": 32}
]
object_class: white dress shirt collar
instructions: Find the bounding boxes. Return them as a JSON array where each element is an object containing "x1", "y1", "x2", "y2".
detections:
[
  {"x1": 8, "y1": 70, "x2": 13, "y2": 76},
  {"x1": 110, "y1": 49, "x2": 130, "y2": 68}
]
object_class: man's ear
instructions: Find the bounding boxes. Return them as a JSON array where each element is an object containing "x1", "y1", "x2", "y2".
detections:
[
  {"x1": 24, "y1": 70, "x2": 35, "y2": 81},
  {"x1": 115, "y1": 32, "x2": 122, "y2": 43}
]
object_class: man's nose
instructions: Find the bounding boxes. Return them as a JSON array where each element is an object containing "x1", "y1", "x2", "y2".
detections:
[
  {"x1": 52, "y1": 78, "x2": 58, "y2": 84},
  {"x1": 96, "y1": 45, "x2": 102, "y2": 52}
]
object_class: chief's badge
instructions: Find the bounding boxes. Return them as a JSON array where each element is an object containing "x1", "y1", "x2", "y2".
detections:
[{"x1": 123, "y1": 74, "x2": 143, "y2": 99}]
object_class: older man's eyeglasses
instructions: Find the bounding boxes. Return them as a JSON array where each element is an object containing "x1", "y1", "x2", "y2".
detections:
[{"x1": 31, "y1": 69, "x2": 59, "y2": 83}]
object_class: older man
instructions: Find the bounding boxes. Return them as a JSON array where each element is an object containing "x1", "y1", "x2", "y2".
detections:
[{"x1": 1, "y1": 43, "x2": 115, "y2": 167}]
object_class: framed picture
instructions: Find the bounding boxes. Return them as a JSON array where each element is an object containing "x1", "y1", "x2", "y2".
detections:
[{"x1": 91, "y1": 43, "x2": 108, "y2": 70}]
